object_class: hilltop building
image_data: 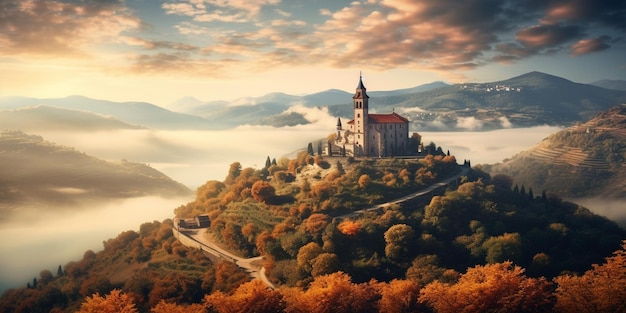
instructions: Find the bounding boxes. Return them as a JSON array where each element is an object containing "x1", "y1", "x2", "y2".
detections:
[{"x1": 333, "y1": 75, "x2": 410, "y2": 157}]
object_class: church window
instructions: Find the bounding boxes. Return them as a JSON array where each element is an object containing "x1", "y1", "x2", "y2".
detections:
[{"x1": 357, "y1": 113, "x2": 360, "y2": 118}]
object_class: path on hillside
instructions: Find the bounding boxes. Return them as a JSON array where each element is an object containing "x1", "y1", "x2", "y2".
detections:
[
  {"x1": 174, "y1": 165, "x2": 470, "y2": 289},
  {"x1": 338, "y1": 166, "x2": 470, "y2": 219},
  {"x1": 172, "y1": 227, "x2": 277, "y2": 289}
]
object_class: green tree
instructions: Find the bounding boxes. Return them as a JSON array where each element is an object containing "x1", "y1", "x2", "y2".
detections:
[
  {"x1": 307, "y1": 142, "x2": 314, "y2": 155},
  {"x1": 384, "y1": 224, "x2": 415, "y2": 261},
  {"x1": 311, "y1": 253, "x2": 340, "y2": 277},
  {"x1": 264, "y1": 156, "x2": 271, "y2": 169},
  {"x1": 297, "y1": 242, "x2": 323, "y2": 272},
  {"x1": 482, "y1": 233, "x2": 523, "y2": 264}
]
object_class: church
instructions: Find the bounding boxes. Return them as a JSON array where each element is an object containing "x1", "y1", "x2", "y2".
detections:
[{"x1": 333, "y1": 75, "x2": 411, "y2": 157}]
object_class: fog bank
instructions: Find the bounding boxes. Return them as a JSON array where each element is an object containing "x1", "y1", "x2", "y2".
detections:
[{"x1": 0, "y1": 196, "x2": 191, "y2": 294}]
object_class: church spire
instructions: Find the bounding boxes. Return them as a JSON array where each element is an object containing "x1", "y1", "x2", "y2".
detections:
[
  {"x1": 353, "y1": 73, "x2": 369, "y2": 100},
  {"x1": 357, "y1": 72, "x2": 366, "y2": 90}
]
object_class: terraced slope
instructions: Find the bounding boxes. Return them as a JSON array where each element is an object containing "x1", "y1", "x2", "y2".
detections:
[{"x1": 483, "y1": 105, "x2": 626, "y2": 197}]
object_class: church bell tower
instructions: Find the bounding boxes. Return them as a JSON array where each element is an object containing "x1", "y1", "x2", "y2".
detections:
[{"x1": 353, "y1": 73, "x2": 369, "y2": 156}]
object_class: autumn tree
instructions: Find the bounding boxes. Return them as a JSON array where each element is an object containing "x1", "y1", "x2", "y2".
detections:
[
  {"x1": 224, "y1": 162, "x2": 242, "y2": 185},
  {"x1": 378, "y1": 279, "x2": 423, "y2": 313},
  {"x1": 284, "y1": 272, "x2": 379, "y2": 313},
  {"x1": 338, "y1": 220, "x2": 362, "y2": 236},
  {"x1": 151, "y1": 301, "x2": 204, "y2": 313},
  {"x1": 420, "y1": 262, "x2": 555, "y2": 313},
  {"x1": 554, "y1": 240, "x2": 626, "y2": 313},
  {"x1": 76, "y1": 289, "x2": 138, "y2": 313},
  {"x1": 204, "y1": 280, "x2": 286, "y2": 313},
  {"x1": 251, "y1": 180, "x2": 276, "y2": 204},
  {"x1": 358, "y1": 174, "x2": 371, "y2": 189}
]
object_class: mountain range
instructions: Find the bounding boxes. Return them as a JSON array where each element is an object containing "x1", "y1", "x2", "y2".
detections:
[{"x1": 2, "y1": 72, "x2": 625, "y2": 131}]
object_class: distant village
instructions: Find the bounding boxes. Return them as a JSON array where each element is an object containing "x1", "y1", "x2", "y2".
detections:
[{"x1": 460, "y1": 83, "x2": 523, "y2": 92}]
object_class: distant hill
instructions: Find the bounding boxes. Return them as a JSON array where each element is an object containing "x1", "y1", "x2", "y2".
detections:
[
  {"x1": 327, "y1": 72, "x2": 626, "y2": 131},
  {"x1": 3, "y1": 72, "x2": 625, "y2": 130},
  {"x1": 169, "y1": 82, "x2": 449, "y2": 127},
  {"x1": 591, "y1": 79, "x2": 626, "y2": 91},
  {"x1": 0, "y1": 105, "x2": 145, "y2": 132},
  {"x1": 0, "y1": 96, "x2": 214, "y2": 130},
  {"x1": 0, "y1": 131, "x2": 191, "y2": 216},
  {"x1": 481, "y1": 104, "x2": 626, "y2": 198}
]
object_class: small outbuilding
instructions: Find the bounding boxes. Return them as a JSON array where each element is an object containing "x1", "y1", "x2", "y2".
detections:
[{"x1": 195, "y1": 215, "x2": 211, "y2": 228}]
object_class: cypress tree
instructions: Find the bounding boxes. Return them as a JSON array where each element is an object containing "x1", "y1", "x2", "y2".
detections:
[{"x1": 265, "y1": 156, "x2": 271, "y2": 169}]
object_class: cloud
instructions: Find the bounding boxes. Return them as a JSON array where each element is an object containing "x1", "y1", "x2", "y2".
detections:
[
  {"x1": 456, "y1": 116, "x2": 484, "y2": 131},
  {"x1": 162, "y1": 0, "x2": 281, "y2": 23},
  {"x1": 515, "y1": 24, "x2": 582, "y2": 48},
  {"x1": 570, "y1": 36, "x2": 612, "y2": 55},
  {"x1": 8, "y1": 0, "x2": 622, "y2": 80},
  {"x1": 0, "y1": 0, "x2": 141, "y2": 56}
]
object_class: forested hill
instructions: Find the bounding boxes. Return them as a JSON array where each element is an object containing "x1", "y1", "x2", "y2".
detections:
[
  {"x1": 0, "y1": 131, "x2": 190, "y2": 215},
  {"x1": 1, "y1": 148, "x2": 625, "y2": 312},
  {"x1": 482, "y1": 104, "x2": 626, "y2": 198},
  {"x1": 1, "y1": 151, "x2": 624, "y2": 312}
]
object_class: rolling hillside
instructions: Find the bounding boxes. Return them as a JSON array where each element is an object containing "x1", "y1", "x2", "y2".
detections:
[
  {"x1": 2, "y1": 72, "x2": 624, "y2": 130},
  {"x1": 0, "y1": 131, "x2": 191, "y2": 216},
  {"x1": 0, "y1": 105, "x2": 145, "y2": 132},
  {"x1": 482, "y1": 104, "x2": 626, "y2": 198},
  {"x1": 329, "y1": 72, "x2": 626, "y2": 130},
  {"x1": 0, "y1": 96, "x2": 214, "y2": 130}
]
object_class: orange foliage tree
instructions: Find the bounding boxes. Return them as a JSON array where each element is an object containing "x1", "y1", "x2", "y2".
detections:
[
  {"x1": 204, "y1": 280, "x2": 286, "y2": 313},
  {"x1": 338, "y1": 220, "x2": 362, "y2": 236},
  {"x1": 283, "y1": 272, "x2": 378, "y2": 313},
  {"x1": 76, "y1": 289, "x2": 138, "y2": 313},
  {"x1": 554, "y1": 240, "x2": 626, "y2": 313},
  {"x1": 420, "y1": 261, "x2": 555, "y2": 313},
  {"x1": 377, "y1": 279, "x2": 423, "y2": 313}
]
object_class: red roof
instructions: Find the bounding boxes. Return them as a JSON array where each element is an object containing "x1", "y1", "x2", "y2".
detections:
[
  {"x1": 369, "y1": 113, "x2": 409, "y2": 123},
  {"x1": 346, "y1": 112, "x2": 409, "y2": 124}
]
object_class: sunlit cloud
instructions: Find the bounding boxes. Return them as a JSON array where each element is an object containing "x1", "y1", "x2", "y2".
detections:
[
  {"x1": 0, "y1": 0, "x2": 141, "y2": 56},
  {"x1": 162, "y1": 0, "x2": 281, "y2": 23},
  {"x1": 515, "y1": 24, "x2": 582, "y2": 48},
  {"x1": 1, "y1": 0, "x2": 624, "y2": 95},
  {"x1": 571, "y1": 36, "x2": 612, "y2": 55}
]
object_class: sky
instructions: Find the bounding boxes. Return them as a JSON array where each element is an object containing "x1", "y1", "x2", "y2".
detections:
[{"x1": 1, "y1": 0, "x2": 625, "y2": 107}]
